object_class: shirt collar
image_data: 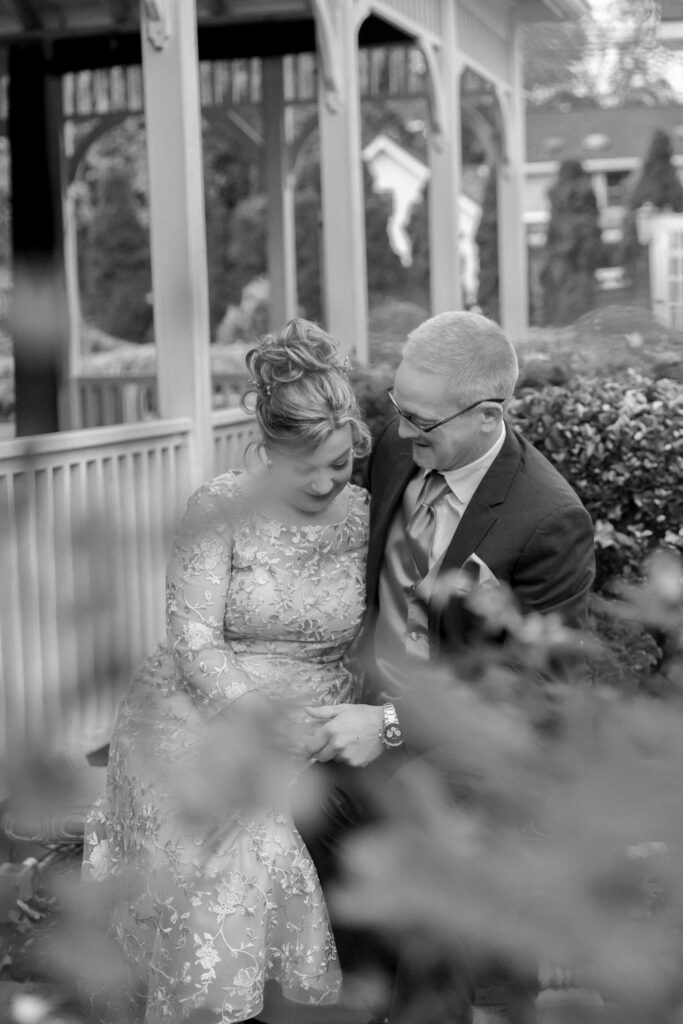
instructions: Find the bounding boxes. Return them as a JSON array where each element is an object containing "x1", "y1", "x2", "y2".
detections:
[{"x1": 437, "y1": 422, "x2": 506, "y2": 505}]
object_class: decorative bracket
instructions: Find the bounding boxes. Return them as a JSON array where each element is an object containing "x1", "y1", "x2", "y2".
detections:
[
  {"x1": 310, "y1": 0, "x2": 344, "y2": 113},
  {"x1": 142, "y1": 0, "x2": 171, "y2": 50},
  {"x1": 416, "y1": 36, "x2": 446, "y2": 153}
]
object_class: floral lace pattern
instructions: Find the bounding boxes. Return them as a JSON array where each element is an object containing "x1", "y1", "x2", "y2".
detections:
[{"x1": 83, "y1": 472, "x2": 370, "y2": 1023}]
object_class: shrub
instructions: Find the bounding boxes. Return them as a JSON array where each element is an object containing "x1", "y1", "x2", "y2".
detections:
[
  {"x1": 509, "y1": 372, "x2": 683, "y2": 592},
  {"x1": 620, "y1": 129, "x2": 683, "y2": 292},
  {"x1": 82, "y1": 167, "x2": 153, "y2": 343},
  {"x1": 368, "y1": 299, "x2": 428, "y2": 368},
  {"x1": 539, "y1": 160, "x2": 604, "y2": 326}
]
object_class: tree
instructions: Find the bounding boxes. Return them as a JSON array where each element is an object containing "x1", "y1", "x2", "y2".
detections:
[
  {"x1": 586, "y1": 0, "x2": 679, "y2": 107},
  {"x1": 521, "y1": 20, "x2": 593, "y2": 111},
  {"x1": 82, "y1": 166, "x2": 152, "y2": 342},
  {"x1": 540, "y1": 160, "x2": 604, "y2": 326},
  {"x1": 620, "y1": 129, "x2": 683, "y2": 290},
  {"x1": 475, "y1": 169, "x2": 499, "y2": 322},
  {"x1": 203, "y1": 137, "x2": 256, "y2": 333},
  {"x1": 522, "y1": 0, "x2": 681, "y2": 111}
]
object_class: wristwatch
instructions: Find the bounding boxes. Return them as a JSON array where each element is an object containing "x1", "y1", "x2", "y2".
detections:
[{"x1": 379, "y1": 702, "x2": 404, "y2": 749}]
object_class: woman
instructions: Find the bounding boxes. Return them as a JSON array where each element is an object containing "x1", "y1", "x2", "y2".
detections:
[{"x1": 83, "y1": 319, "x2": 371, "y2": 1024}]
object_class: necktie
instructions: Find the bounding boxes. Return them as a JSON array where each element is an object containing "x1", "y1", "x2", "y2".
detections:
[{"x1": 405, "y1": 471, "x2": 451, "y2": 578}]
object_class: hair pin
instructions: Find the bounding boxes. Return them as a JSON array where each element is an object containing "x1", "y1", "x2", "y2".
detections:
[{"x1": 248, "y1": 377, "x2": 272, "y2": 397}]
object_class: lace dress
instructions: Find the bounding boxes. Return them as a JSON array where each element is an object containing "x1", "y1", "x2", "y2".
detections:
[{"x1": 83, "y1": 471, "x2": 370, "y2": 1023}]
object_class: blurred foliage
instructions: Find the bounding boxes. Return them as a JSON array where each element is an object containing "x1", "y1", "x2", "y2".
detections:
[
  {"x1": 5, "y1": 554, "x2": 683, "y2": 1024},
  {"x1": 515, "y1": 305, "x2": 683, "y2": 384},
  {"x1": 539, "y1": 161, "x2": 604, "y2": 327},
  {"x1": 335, "y1": 553, "x2": 683, "y2": 1024}
]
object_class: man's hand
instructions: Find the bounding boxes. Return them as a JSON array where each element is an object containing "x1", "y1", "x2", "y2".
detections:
[{"x1": 305, "y1": 703, "x2": 384, "y2": 767}]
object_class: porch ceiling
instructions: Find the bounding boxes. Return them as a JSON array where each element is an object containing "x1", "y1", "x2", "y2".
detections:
[
  {"x1": 520, "y1": 0, "x2": 591, "y2": 20},
  {"x1": 0, "y1": 0, "x2": 409, "y2": 66}
]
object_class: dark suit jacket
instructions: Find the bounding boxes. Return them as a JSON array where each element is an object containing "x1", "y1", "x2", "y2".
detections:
[{"x1": 362, "y1": 420, "x2": 595, "y2": 696}]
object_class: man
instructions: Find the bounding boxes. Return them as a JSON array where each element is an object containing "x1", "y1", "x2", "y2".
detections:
[{"x1": 301, "y1": 311, "x2": 595, "y2": 1021}]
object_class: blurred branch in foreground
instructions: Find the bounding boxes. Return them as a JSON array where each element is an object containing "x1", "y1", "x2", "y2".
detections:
[{"x1": 332, "y1": 554, "x2": 683, "y2": 1024}]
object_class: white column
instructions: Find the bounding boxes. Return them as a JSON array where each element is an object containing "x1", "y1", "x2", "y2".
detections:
[
  {"x1": 316, "y1": 0, "x2": 368, "y2": 364},
  {"x1": 140, "y1": 0, "x2": 213, "y2": 488},
  {"x1": 262, "y1": 56, "x2": 298, "y2": 331},
  {"x1": 428, "y1": 3, "x2": 463, "y2": 314},
  {"x1": 60, "y1": 183, "x2": 83, "y2": 429},
  {"x1": 496, "y1": 22, "x2": 528, "y2": 344}
]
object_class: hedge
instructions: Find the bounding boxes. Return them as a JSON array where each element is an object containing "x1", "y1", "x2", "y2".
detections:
[{"x1": 509, "y1": 372, "x2": 683, "y2": 593}]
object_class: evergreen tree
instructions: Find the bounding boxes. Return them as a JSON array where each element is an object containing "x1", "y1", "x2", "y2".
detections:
[
  {"x1": 83, "y1": 166, "x2": 152, "y2": 342},
  {"x1": 620, "y1": 129, "x2": 683, "y2": 291},
  {"x1": 540, "y1": 160, "x2": 604, "y2": 326},
  {"x1": 203, "y1": 140, "x2": 255, "y2": 333},
  {"x1": 475, "y1": 169, "x2": 499, "y2": 322}
]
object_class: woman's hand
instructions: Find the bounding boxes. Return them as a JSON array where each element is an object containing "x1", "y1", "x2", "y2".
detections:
[{"x1": 304, "y1": 703, "x2": 384, "y2": 767}]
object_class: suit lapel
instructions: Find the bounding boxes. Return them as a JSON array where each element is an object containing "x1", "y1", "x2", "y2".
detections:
[
  {"x1": 366, "y1": 432, "x2": 416, "y2": 608},
  {"x1": 439, "y1": 425, "x2": 523, "y2": 574}
]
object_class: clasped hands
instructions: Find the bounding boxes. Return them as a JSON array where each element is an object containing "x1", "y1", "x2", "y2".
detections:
[{"x1": 301, "y1": 703, "x2": 385, "y2": 767}]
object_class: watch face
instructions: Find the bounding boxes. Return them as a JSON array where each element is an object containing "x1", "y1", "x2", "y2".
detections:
[{"x1": 382, "y1": 722, "x2": 404, "y2": 748}]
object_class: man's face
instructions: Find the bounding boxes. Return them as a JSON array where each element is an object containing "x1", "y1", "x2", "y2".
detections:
[{"x1": 392, "y1": 359, "x2": 499, "y2": 473}]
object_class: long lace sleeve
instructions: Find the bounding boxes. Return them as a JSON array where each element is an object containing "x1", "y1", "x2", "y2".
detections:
[{"x1": 166, "y1": 478, "x2": 258, "y2": 708}]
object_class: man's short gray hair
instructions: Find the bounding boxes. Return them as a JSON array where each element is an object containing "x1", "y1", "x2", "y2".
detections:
[{"x1": 402, "y1": 311, "x2": 519, "y2": 407}]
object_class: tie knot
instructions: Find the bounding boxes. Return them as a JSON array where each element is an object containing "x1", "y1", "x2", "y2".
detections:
[{"x1": 419, "y1": 471, "x2": 450, "y2": 509}]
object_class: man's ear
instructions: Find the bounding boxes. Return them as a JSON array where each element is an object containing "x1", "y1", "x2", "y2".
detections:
[{"x1": 481, "y1": 404, "x2": 503, "y2": 431}]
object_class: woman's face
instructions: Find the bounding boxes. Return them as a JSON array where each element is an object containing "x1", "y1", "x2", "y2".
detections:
[{"x1": 267, "y1": 424, "x2": 355, "y2": 516}]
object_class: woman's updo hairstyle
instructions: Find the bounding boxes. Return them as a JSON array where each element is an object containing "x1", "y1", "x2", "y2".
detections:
[{"x1": 243, "y1": 318, "x2": 371, "y2": 458}]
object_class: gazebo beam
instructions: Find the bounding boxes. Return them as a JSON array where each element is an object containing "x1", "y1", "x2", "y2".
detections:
[
  {"x1": 262, "y1": 56, "x2": 298, "y2": 330},
  {"x1": 427, "y1": 8, "x2": 463, "y2": 313},
  {"x1": 140, "y1": 0, "x2": 213, "y2": 487},
  {"x1": 9, "y1": 40, "x2": 70, "y2": 436},
  {"x1": 315, "y1": 0, "x2": 368, "y2": 363},
  {"x1": 8, "y1": 0, "x2": 44, "y2": 31}
]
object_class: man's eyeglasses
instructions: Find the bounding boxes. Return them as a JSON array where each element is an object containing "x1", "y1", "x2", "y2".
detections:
[{"x1": 387, "y1": 386, "x2": 504, "y2": 434}]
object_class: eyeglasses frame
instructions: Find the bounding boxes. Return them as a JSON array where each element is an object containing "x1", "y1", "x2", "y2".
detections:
[{"x1": 386, "y1": 386, "x2": 505, "y2": 434}]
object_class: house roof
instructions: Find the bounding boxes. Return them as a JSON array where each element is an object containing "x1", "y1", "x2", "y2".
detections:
[
  {"x1": 661, "y1": 0, "x2": 683, "y2": 21},
  {"x1": 526, "y1": 105, "x2": 683, "y2": 164}
]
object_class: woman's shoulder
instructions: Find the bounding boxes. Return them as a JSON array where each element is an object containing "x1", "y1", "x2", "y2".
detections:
[
  {"x1": 189, "y1": 469, "x2": 246, "y2": 501},
  {"x1": 181, "y1": 470, "x2": 248, "y2": 529}
]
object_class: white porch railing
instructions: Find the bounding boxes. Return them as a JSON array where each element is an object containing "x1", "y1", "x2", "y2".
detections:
[
  {"x1": 0, "y1": 410, "x2": 256, "y2": 768},
  {"x1": 212, "y1": 407, "x2": 260, "y2": 475},
  {"x1": 73, "y1": 373, "x2": 248, "y2": 429}
]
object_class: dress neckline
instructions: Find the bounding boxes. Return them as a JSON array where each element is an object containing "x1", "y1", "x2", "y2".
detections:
[{"x1": 231, "y1": 471, "x2": 358, "y2": 532}]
